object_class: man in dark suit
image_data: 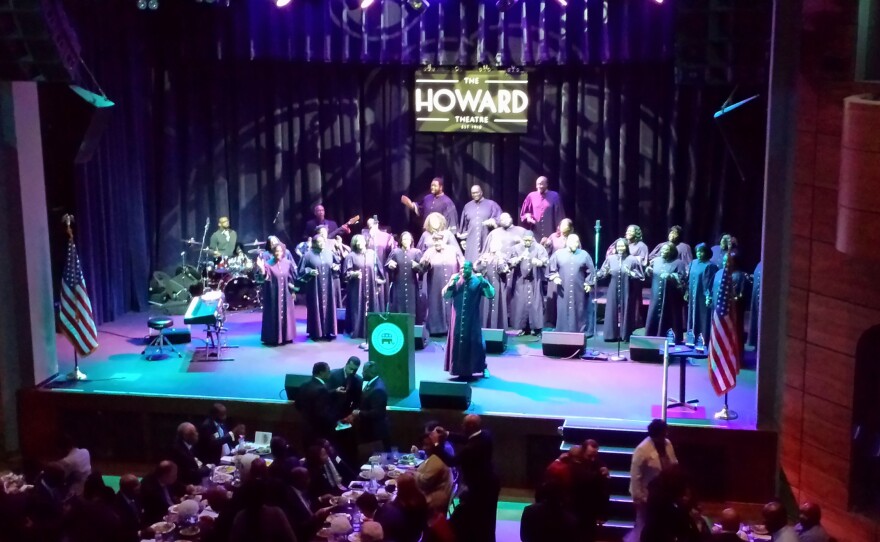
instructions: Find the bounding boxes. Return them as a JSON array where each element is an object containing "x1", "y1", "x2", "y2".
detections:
[
  {"x1": 284, "y1": 467, "x2": 332, "y2": 542},
  {"x1": 115, "y1": 473, "x2": 146, "y2": 542},
  {"x1": 432, "y1": 414, "x2": 501, "y2": 542},
  {"x1": 296, "y1": 362, "x2": 340, "y2": 448},
  {"x1": 327, "y1": 356, "x2": 363, "y2": 417},
  {"x1": 520, "y1": 483, "x2": 578, "y2": 542},
  {"x1": 169, "y1": 422, "x2": 210, "y2": 485},
  {"x1": 24, "y1": 462, "x2": 66, "y2": 542},
  {"x1": 196, "y1": 403, "x2": 246, "y2": 466},
  {"x1": 140, "y1": 461, "x2": 185, "y2": 525},
  {"x1": 344, "y1": 361, "x2": 389, "y2": 460}
]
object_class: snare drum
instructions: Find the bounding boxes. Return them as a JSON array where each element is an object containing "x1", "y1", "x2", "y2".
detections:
[{"x1": 223, "y1": 276, "x2": 258, "y2": 311}]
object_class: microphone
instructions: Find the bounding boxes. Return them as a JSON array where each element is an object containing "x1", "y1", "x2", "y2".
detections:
[{"x1": 273, "y1": 210, "x2": 281, "y2": 224}]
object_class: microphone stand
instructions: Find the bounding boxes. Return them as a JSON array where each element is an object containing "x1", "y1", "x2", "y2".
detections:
[{"x1": 198, "y1": 218, "x2": 210, "y2": 292}]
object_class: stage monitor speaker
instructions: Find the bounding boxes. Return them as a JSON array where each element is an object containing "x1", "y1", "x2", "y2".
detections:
[
  {"x1": 541, "y1": 331, "x2": 585, "y2": 358},
  {"x1": 284, "y1": 373, "x2": 312, "y2": 401},
  {"x1": 419, "y1": 381, "x2": 472, "y2": 410},
  {"x1": 630, "y1": 335, "x2": 666, "y2": 363},
  {"x1": 483, "y1": 328, "x2": 507, "y2": 354},
  {"x1": 414, "y1": 324, "x2": 429, "y2": 350},
  {"x1": 336, "y1": 307, "x2": 346, "y2": 326}
]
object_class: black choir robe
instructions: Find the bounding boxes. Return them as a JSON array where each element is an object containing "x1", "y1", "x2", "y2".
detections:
[
  {"x1": 414, "y1": 194, "x2": 459, "y2": 233},
  {"x1": 343, "y1": 249, "x2": 384, "y2": 339},
  {"x1": 298, "y1": 249, "x2": 338, "y2": 340},
  {"x1": 444, "y1": 276, "x2": 494, "y2": 377},
  {"x1": 686, "y1": 259, "x2": 719, "y2": 345},
  {"x1": 474, "y1": 254, "x2": 510, "y2": 329},
  {"x1": 645, "y1": 258, "x2": 687, "y2": 337},
  {"x1": 509, "y1": 243, "x2": 549, "y2": 331},
  {"x1": 416, "y1": 229, "x2": 463, "y2": 258},
  {"x1": 256, "y1": 257, "x2": 298, "y2": 345},
  {"x1": 459, "y1": 198, "x2": 502, "y2": 262},
  {"x1": 363, "y1": 227, "x2": 397, "y2": 307},
  {"x1": 606, "y1": 240, "x2": 650, "y2": 267},
  {"x1": 483, "y1": 225, "x2": 527, "y2": 255},
  {"x1": 596, "y1": 254, "x2": 644, "y2": 342},
  {"x1": 649, "y1": 241, "x2": 694, "y2": 269},
  {"x1": 386, "y1": 247, "x2": 423, "y2": 321},
  {"x1": 747, "y1": 261, "x2": 762, "y2": 348},
  {"x1": 421, "y1": 245, "x2": 463, "y2": 335},
  {"x1": 549, "y1": 248, "x2": 597, "y2": 336}
]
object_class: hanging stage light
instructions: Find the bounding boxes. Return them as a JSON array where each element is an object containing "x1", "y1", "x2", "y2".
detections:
[
  {"x1": 345, "y1": 0, "x2": 376, "y2": 9},
  {"x1": 136, "y1": 0, "x2": 147, "y2": 9},
  {"x1": 404, "y1": 0, "x2": 429, "y2": 14},
  {"x1": 276, "y1": 0, "x2": 293, "y2": 6},
  {"x1": 497, "y1": 0, "x2": 520, "y2": 12},
  {"x1": 555, "y1": 0, "x2": 568, "y2": 6},
  {"x1": 148, "y1": 0, "x2": 159, "y2": 9}
]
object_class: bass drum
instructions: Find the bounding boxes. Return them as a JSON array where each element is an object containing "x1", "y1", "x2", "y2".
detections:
[{"x1": 223, "y1": 276, "x2": 259, "y2": 311}]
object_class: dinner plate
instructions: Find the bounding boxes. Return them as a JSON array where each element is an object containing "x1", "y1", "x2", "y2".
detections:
[
  {"x1": 211, "y1": 472, "x2": 233, "y2": 484},
  {"x1": 150, "y1": 521, "x2": 175, "y2": 534},
  {"x1": 214, "y1": 465, "x2": 236, "y2": 474},
  {"x1": 348, "y1": 533, "x2": 362, "y2": 542},
  {"x1": 386, "y1": 469, "x2": 402, "y2": 479},
  {"x1": 179, "y1": 526, "x2": 200, "y2": 537},
  {"x1": 329, "y1": 512, "x2": 352, "y2": 522},
  {"x1": 167, "y1": 504, "x2": 179, "y2": 514},
  {"x1": 317, "y1": 527, "x2": 332, "y2": 538},
  {"x1": 341, "y1": 490, "x2": 363, "y2": 500}
]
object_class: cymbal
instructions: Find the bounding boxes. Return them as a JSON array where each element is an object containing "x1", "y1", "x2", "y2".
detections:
[
  {"x1": 244, "y1": 240, "x2": 266, "y2": 247},
  {"x1": 248, "y1": 249, "x2": 265, "y2": 255},
  {"x1": 181, "y1": 238, "x2": 201, "y2": 245}
]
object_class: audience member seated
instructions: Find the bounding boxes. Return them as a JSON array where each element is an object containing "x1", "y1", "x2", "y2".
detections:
[
  {"x1": 202, "y1": 486, "x2": 234, "y2": 542},
  {"x1": 641, "y1": 464, "x2": 703, "y2": 542},
  {"x1": 230, "y1": 479, "x2": 297, "y2": 542},
  {"x1": 421, "y1": 420, "x2": 455, "y2": 459},
  {"x1": 197, "y1": 402, "x2": 246, "y2": 466},
  {"x1": 305, "y1": 444, "x2": 346, "y2": 497},
  {"x1": 361, "y1": 520, "x2": 385, "y2": 542},
  {"x1": 764, "y1": 500, "x2": 799, "y2": 542},
  {"x1": 414, "y1": 432, "x2": 453, "y2": 514},
  {"x1": 267, "y1": 436, "x2": 299, "y2": 483},
  {"x1": 711, "y1": 507, "x2": 748, "y2": 541},
  {"x1": 796, "y1": 502, "x2": 830, "y2": 542},
  {"x1": 319, "y1": 438, "x2": 359, "y2": 483},
  {"x1": 170, "y1": 422, "x2": 210, "y2": 485},
  {"x1": 58, "y1": 434, "x2": 91, "y2": 498},
  {"x1": 375, "y1": 473, "x2": 428, "y2": 542},
  {"x1": 357, "y1": 492, "x2": 379, "y2": 520},
  {"x1": 285, "y1": 467, "x2": 332, "y2": 542},
  {"x1": 24, "y1": 461, "x2": 67, "y2": 542},
  {"x1": 63, "y1": 472, "x2": 124, "y2": 542},
  {"x1": 520, "y1": 482, "x2": 578, "y2": 542},
  {"x1": 141, "y1": 460, "x2": 184, "y2": 525},
  {"x1": 115, "y1": 474, "x2": 148, "y2": 542}
]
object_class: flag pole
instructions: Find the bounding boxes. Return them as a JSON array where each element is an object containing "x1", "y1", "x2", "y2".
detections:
[
  {"x1": 714, "y1": 392, "x2": 737, "y2": 420},
  {"x1": 62, "y1": 214, "x2": 88, "y2": 381}
]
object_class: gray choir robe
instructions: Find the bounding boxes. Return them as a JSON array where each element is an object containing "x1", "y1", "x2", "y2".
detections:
[
  {"x1": 414, "y1": 194, "x2": 459, "y2": 233},
  {"x1": 596, "y1": 254, "x2": 644, "y2": 342},
  {"x1": 686, "y1": 259, "x2": 719, "y2": 345},
  {"x1": 257, "y1": 257, "x2": 298, "y2": 345},
  {"x1": 420, "y1": 246, "x2": 463, "y2": 335},
  {"x1": 474, "y1": 254, "x2": 510, "y2": 329},
  {"x1": 416, "y1": 229, "x2": 463, "y2": 258},
  {"x1": 483, "y1": 225, "x2": 527, "y2": 255},
  {"x1": 209, "y1": 229, "x2": 237, "y2": 258},
  {"x1": 649, "y1": 242, "x2": 694, "y2": 270},
  {"x1": 298, "y1": 249, "x2": 339, "y2": 340},
  {"x1": 645, "y1": 259, "x2": 687, "y2": 337},
  {"x1": 509, "y1": 243, "x2": 549, "y2": 331},
  {"x1": 444, "y1": 276, "x2": 494, "y2": 377},
  {"x1": 343, "y1": 249, "x2": 384, "y2": 339},
  {"x1": 386, "y1": 247, "x2": 424, "y2": 321},
  {"x1": 520, "y1": 190, "x2": 565, "y2": 241},
  {"x1": 459, "y1": 198, "x2": 502, "y2": 262},
  {"x1": 362, "y1": 228, "x2": 397, "y2": 307},
  {"x1": 549, "y1": 248, "x2": 597, "y2": 336},
  {"x1": 607, "y1": 240, "x2": 650, "y2": 267},
  {"x1": 747, "y1": 261, "x2": 762, "y2": 348},
  {"x1": 543, "y1": 232, "x2": 570, "y2": 327}
]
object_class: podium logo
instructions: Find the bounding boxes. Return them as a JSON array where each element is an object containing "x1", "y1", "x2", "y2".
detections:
[{"x1": 371, "y1": 322, "x2": 405, "y2": 357}]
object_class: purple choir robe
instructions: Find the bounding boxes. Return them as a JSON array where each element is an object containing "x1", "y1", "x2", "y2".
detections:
[
  {"x1": 444, "y1": 275, "x2": 494, "y2": 377},
  {"x1": 343, "y1": 249, "x2": 384, "y2": 339},
  {"x1": 420, "y1": 245, "x2": 463, "y2": 335},
  {"x1": 509, "y1": 243, "x2": 549, "y2": 331},
  {"x1": 298, "y1": 249, "x2": 339, "y2": 340},
  {"x1": 520, "y1": 190, "x2": 565, "y2": 242},
  {"x1": 257, "y1": 257, "x2": 298, "y2": 345},
  {"x1": 686, "y1": 259, "x2": 719, "y2": 345},
  {"x1": 386, "y1": 247, "x2": 423, "y2": 321},
  {"x1": 459, "y1": 198, "x2": 502, "y2": 262},
  {"x1": 483, "y1": 225, "x2": 527, "y2": 255},
  {"x1": 474, "y1": 254, "x2": 510, "y2": 329},
  {"x1": 363, "y1": 227, "x2": 397, "y2": 307},
  {"x1": 596, "y1": 254, "x2": 644, "y2": 342},
  {"x1": 645, "y1": 258, "x2": 687, "y2": 337},
  {"x1": 414, "y1": 194, "x2": 459, "y2": 233},
  {"x1": 649, "y1": 242, "x2": 694, "y2": 270},
  {"x1": 549, "y1": 248, "x2": 597, "y2": 336}
]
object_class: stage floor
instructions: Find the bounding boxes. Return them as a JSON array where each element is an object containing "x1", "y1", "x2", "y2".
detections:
[{"x1": 50, "y1": 308, "x2": 758, "y2": 430}]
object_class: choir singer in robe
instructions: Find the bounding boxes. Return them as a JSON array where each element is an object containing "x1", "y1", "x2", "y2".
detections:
[
  {"x1": 644, "y1": 242, "x2": 687, "y2": 338},
  {"x1": 596, "y1": 238, "x2": 644, "y2": 342},
  {"x1": 385, "y1": 232, "x2": 423, "y2": 321},
  {"x1": 343, "y1": 235, "x2": 385, "y2": 340},
  {"x1": 443, "y1": 261, "x2": 496, "y2": 380},
  {"x1": 520, "y1": 176, "x2": 565, "y2": 243},
  {"x1": 298, "y1": 236, "x2": 339, "y2": 341},
  {"x1": 474, "y1": 239, "x2": 510, "y2": 329},
  {"x1": 255, "y1": 242, "x2": 298, "y2": 345},
  {"x1": 420, "y1": 234, "x2": 463, "y2": 335},
  {"x1": 548, "y1": 234, "x2": 597, "y2": 337},
  {"x1": 686, "y1": 243, "x2": 718, "y2": 345},
  {"x1": 509, "y1": 231, "x2": 549, "y2": 336},
  {"x1": 458, "y1": 184, "x2": 502, "y2": 262}
]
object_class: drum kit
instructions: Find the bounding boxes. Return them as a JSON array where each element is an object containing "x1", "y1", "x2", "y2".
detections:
[{"x1": 180, "y1": 237, "x2": 267, "y2": 311}]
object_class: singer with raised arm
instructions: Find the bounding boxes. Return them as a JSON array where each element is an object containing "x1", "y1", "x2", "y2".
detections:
[
  {"x1": 255, "y1": 241, "x2": 298, "y2": 346},
  {"x1": 208, "y1": 216, "x2": 237, "y2": 258},
  {"x1": 442, "y1": 261, "x2": 495, "y2": 381},
  {"x1": 401, "y1": 176, "x2": 459, "y2": 234},
  {"x1": 520, "y1": 176, "x2": 565, "y2": 243}
]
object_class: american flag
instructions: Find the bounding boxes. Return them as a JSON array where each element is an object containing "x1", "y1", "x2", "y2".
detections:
[
  {"x1": 59, "y1": 239, "x2": 99, "y2": 356},
  {"x1": 709, "y1": 252, "x2": 741, "y2": 395}
]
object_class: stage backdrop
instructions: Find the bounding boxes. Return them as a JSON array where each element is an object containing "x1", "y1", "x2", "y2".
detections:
[{"x1": 63, "y1": 0, "x2": 765, "y2": 323}]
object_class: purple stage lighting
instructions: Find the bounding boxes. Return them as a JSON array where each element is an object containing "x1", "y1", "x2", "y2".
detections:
[
  {"x1": 497, "y1": 0, "x2": 520, "y2": 12},
  {"x1": 276, "y1": 0, "x2": 292, "y2": 7},
  {"x1": 345, "y1": 0, "x2": 375, "y2": 9}
]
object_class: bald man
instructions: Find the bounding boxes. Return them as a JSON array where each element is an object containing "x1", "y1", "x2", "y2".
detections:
[
  {"x1": 115, "y1": 473, "x2": 147, "y2": 541},
  {"x1": 710, "y1": 508, "x2": 747, "y2": 541},
  {"x1": 170, "y1": 422, "x2": 209, "y2": 485},
  {"x1": 520, "y1": 176, "x2": 564, "y2": 242},
  {"x1": 763, "y1": 501, "x2": 798, "y2": 542},
  {"x1": 458, "y1": 184, "x2": 502, "y2": 262},
  {"x1": 141, "y1": 461, "x2": 184, "y2": 525},
  {"x1": 796, "y1": 502, "x2": 830, "y2": 542}
]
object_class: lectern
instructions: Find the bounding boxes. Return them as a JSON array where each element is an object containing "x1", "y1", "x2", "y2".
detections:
[{"x1": 367, "y1": 313, "x2": 415, "y2": 398}]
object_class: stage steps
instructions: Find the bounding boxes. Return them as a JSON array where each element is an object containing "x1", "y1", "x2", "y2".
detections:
[{"x1": 559, "y1": 420, "x2": 645, "y2": 540}]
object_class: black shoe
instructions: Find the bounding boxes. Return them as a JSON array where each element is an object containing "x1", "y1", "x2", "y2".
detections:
[{"x1": 531, "y1": 329, "x2": 541, "y2": 336}]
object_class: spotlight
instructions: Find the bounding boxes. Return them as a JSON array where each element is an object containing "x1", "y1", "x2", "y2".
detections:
[
  {"x1": 148, "y1": 0, "x2": 158, "y2": 9},
  {"x1": 497, "y1": 0, "x2": 520, "y2": 11},
  {"x1": 345, "y1": 0, "x2": 376, "y2": 8},
  {"x1": 652, "y1": 0, "x2": 664, "y2": 3},
  {"x1": 276, "y1": 0, "x2": 292, "y2": 6},
  {"x1": 404, "y1": 0, "x2": 429, "y2": 13},
  {"x1": 555, "y1": 0, "x2": 568, "y2": 5},
  {"x1": 136, "y1": 0, "x2": 147, "y2": 8}
]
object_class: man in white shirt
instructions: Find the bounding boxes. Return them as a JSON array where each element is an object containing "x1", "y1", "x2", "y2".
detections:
[
  {"x1": 764, "y1": 500, "x2": 799, "y2": 542},
  {"x1": 58, "y1": 435, "x2": 91, "y2": 498},
  {"x1": 627, "y1": 419, "x2": 678, "y2": 542}
]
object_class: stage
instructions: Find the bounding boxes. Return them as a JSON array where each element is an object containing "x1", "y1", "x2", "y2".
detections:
[{"x1": 47, "y1": 306, "x2": 758, "y2": 430}]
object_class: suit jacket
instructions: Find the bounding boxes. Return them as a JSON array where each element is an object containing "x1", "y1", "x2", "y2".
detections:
[
  {"x1": 283, "y1": 486, "x2": 323, "y2": 542},
  {"x1": 435, "y1": 430, "x2": 498, "y2": 497},
  {"x1": 327, "y1": 367, "x2": 363, "y2": 416},
  {"x1": 169, "y1": 437, "x2": 208, "y2": 485},
  {"x1": 114, "y1": 492, "x2": 144, "y2": 542},
  {"x1": 296, "y1": 377, "x2": 338, "y2": 445},
  {"x1": 357, "y1": 378, "x2": 389, "y2": 445},
  {"x1": 196, "y1": 417, "x2": 236, "y2": 466},
  {"x1": 520, "y1": 501, "x2": 578, "y2": 542},
  {"x1": 140, "y1": 472, "x2": 184, "y2": 526}
]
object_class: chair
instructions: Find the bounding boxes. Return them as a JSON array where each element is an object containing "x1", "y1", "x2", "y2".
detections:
[
  {"x1": 142, "y1": 316, "x2": 181, "y2": 360},
  {"x1": 447, "y1": 468, "x2": 461, "y2": 516}
]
